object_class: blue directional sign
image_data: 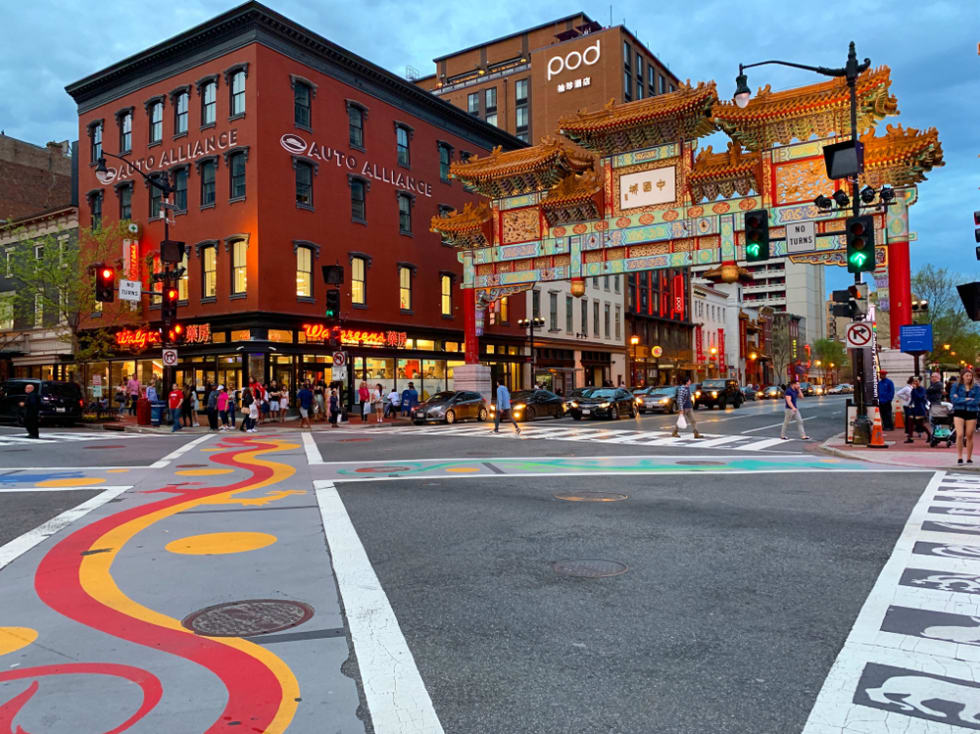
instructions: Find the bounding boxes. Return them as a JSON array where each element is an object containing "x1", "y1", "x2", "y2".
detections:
[{"x1": 900, "y1": 324, "x2": 933, "y2": 354}]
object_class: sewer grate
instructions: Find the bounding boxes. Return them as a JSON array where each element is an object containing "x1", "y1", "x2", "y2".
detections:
[
  {"x1": 554, "y1": 491, "x2": 628, "y2": 502},
  {"x1": 552, "y1": 559, "x2": 628, "y2": 578},
  {"x1": 182, "y1": 599, "x2": 314, "y2": 637}
]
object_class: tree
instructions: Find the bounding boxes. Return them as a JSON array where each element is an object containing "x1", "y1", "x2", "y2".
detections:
[
  {"x1": 812, "y1": 337, "x2": 848, "y2": 382},
  {"x1": 910, "y1": 264, "x2": 980, "y2": 368},
  {"x1": 910, "y1": 264, "x2": 960, "y2": 324},
  {"x1": 769, "y1": 316, "x2": 794, "y2": 383},
  {"x1": 6, "y1": 221, "x2": 131, "y2": 393}
]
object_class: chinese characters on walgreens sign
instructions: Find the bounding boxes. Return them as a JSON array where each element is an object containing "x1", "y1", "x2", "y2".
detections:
[
  {"x1": 281, "y1": 134, "x2": 433, "y2": 198},
  {"x1": 95, "y1": 130, "x2": 242, "y2": 185}
]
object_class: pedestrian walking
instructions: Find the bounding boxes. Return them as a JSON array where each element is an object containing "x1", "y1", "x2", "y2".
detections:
[
  {"x1": 239, "y1": 387, "x2": 252, "y2": 432},
  {"x1": 248, "y1": 387, "x2": 260, "y2": 433},
  {"x1": 373, "y1": 384, "x2": 384, "y2": 423},
  {"x1": 780, "y1": 379, "x2": 809, "y2": 440},
  {"x1": 329, "y1": 388, "x2": 340, "y2": 428},
  {"x1": 180, "y1": 384, "x2": 193, "y2": 427},
  {"x1": 314, "y1": 381, "x2": 326, "y2": 423},
  {"x1": 297, "y1": 382, "x2": 314, "y2": 429},
  {"x1": 126, "y1": 374, "x2": 140, "y2": 416},
  {"x1": 19, "y1": 383, "x2": 40, "y2": 439},
  {"x1": 168, "y1": 383, "x2": 183, "y2": 432},
  {"x1": 217, "y1": 385, "x2": 230, "y2": 430},
  {"x1": 896, "y1": 376, "x2": 914, "y2": 441},
  {"x1": 115, "y1": 380, "x2": 128, "y2": 417},
  {"x1": 950, "y1": 368, "x2": 980, "y2": 464},
  {"x1": 671, "y1": 377, "x2": 703, "y2": 439},
  {"x1": 206, "y1": 385, "x2": 219, "y2": 431},
  {"x1": 493, "y1": 381, "x2": 521, "y2": 435},
  {"x1": 386, "y1": 388, "x2": 400, "y2": 418},
  {"x1": 877, "y1": 370, "x2": 895, "y2": 431},
  {"x1": 907, "y1": 377, "x2": 928, "y2": 443},
  {"x1": 358, "y1": 381, "x2": 371, "y2": 423},
  {"x1": 227, "y1": 386, "x2": 237, "y2": 427},
  {"x1": 279, "y1": 383, "x2": 289, "y2": 423}
]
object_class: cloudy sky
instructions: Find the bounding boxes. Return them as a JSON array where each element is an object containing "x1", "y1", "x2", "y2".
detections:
[{"x1": 1, "y1": 0, "x2": 975, "y2": 296}]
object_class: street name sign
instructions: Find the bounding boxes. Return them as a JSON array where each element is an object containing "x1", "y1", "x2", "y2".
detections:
[
  {"x1": 846, "y1": 322, "x2": 873, "y2": 350},
  {"x1": 118, "y1": 279, "x2": 142, "y2": 302},
  {"x1": 786, "y1": 221, "x2": 816, "y2": 254}
]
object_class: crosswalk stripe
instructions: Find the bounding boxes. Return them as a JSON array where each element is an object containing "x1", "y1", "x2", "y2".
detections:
[
  {"x1": 0, "y1": 436, "x2": 56, "y2": 445},
  {"x1": 739, "y1": 437, "x2": 787, "y2": 451},
  {"x1": 690, "y1": 435, "x2": 745, "y2": 448}
]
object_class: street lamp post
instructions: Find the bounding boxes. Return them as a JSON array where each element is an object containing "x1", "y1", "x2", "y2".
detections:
[
  {"x1": 96, "y1": 152, "x2": 181, "y2": 389},
  {"x1": 734, "y1": 42, "x2": 874, "y2": 444},
  {"x1": 629, "y1": 336, "x2": 640, "y2": 386},
  {"x1": 517, "y1": 316, "x2": 545, "y2": 388}
]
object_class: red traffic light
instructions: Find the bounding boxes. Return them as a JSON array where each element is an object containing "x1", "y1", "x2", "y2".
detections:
[
  {"x1": 849, "y1": 220, "x2": 866, "y2": 238},
  {"x1": 173, "y1": 323, "x2": 184, "y2": 335},
  {"x1": 101, "y1": 267, "x2": 114, "y2": 279},
  {"x1": 166, "y1": 288, "x2": 178, "y2": 301}
]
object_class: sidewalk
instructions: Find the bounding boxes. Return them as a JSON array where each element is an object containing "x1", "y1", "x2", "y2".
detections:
[
  {"x1": 821, "y1": 424, "x2": 980, "y2": 471},
  {"x1": 100, "y1": 410, "x2": 414, "y2": 434}
]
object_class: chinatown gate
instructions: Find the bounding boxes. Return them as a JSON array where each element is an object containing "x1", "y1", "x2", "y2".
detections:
[{"x1": 432, "y1": 68, "x2": 942, "y2": 395}]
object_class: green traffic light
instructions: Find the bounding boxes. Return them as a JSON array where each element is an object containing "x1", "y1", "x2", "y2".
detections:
[
  {"x1": 746, "y1": 243, "x2": 760, "y2": 257},
  {"x1": 849, "y1": 252, "x2": 867, "y2": 267}
]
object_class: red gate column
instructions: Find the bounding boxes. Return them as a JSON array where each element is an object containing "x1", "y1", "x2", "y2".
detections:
[
  {"x1": 464, "y1": 288, "x2": 479, "y2": 364},
  {"x1": 888, "y1": 240, "x2": 911, "y2": 349}
]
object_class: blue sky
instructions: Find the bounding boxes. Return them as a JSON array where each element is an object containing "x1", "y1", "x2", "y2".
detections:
[{"x1": 1, "y1": 0, "x2": 975, "y2": 296}]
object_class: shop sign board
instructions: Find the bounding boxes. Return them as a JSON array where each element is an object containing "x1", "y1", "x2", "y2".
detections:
[{"x1": 115, "y1": 327, "x2": 162, "y2": 351}]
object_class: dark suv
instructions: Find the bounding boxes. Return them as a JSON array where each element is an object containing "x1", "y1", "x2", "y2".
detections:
[
  {"x1": 0, "y1": 379, "x2": 85, "y2": 426},
  {"x1": 694, "y1": 378, "x2": 743, "y2": 410}
]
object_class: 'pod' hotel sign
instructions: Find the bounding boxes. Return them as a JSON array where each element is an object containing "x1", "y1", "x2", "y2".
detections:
[{"x1": 280, "y1": 133, "x2": 433, "y2": 198}]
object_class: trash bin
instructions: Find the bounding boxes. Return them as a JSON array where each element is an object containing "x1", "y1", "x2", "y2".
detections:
[
  {"x1": 150, "y1": 401, "x2": 167, "y2": 427},
  {"x1": 136, "y1": 397, "x2": 152, "y2": 426}
]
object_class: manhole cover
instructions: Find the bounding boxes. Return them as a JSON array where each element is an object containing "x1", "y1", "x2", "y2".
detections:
[
  {"x1": 676, "y1": 460, "x2": 725, "y2": 466},
  {"x1": 84, "y1": 445, "x2": 125, "y2": 450},
  {"x1": 182, "y1": 599, "x2": 314, "y2": 637},
  {"x1": 355, "y1": 465, "x2": 412, "y2": 473},
  {"x1": 554, "y1": 492, "x2": 628, "y2": 502},
  {"x1": 177, "y1": 464, "x2": 208, "y2": 468},
  {"x1": 552, "y1": 559, "x2": 628, "y2": 578},
  {"x1": 340, "y1": 438, "x2": 372, "y2": 443}
]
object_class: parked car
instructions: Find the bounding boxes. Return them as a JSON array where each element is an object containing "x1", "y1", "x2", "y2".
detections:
[
  {"x1": 758, "y1": 385, "x2": 785, "y2": 400},
  {"x1": 694, "y1": 378, "x2": 743, "y2": 410},
  {"x1": 490, "y1": 389, "x2": 564, "y2": 421},
  {"x1": 740, "y1": 386, "x2": 757, "y2": 401},
  {"x1": 411, "y1": 391, "x2": 487, "y2": 424},
  {"x1": 566, "y1": 387, "x2": 637, "y2": 420},
  {"x1": 637, "y1": 386, "x2": 678, "y2": 414},
  {"x1": 799, "y1": 381, "x2": 824, "y2": 396},
  {"x1": 563, "y1": 387, "x2": 595, "y2": 414},
  {"x1": 0, "y1": 379, "x2": 85, "y2": 426},
  {"x1": 827, "y1": 383, "x2": 854, "y2": 394}
]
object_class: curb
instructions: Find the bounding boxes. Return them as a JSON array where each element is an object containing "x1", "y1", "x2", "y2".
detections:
[{"x1": 819, "y1": 433, "x2": 980, "y2": 473}]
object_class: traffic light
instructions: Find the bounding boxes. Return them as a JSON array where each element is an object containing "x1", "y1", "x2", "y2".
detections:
[
  {"x1": 743, "y1": 209, "x2": 770, "y2": 262},
  {"x1": 329, "y1": 325, "x2": 342, "y2": 349},
  {"x1": 163, "y1": 285, "x2": 179, "y2": 323},
  {"x1": 325, "y1": 288, "x2": 341, "y2": 320},
  {"x1": 974, "y1": 211, "x2": 980, "y2": 260},
  {"x1": 830, "y1": 289, "x2": 851, "y2": 318},
  {"x1": 95, "y1": 264, "x2": 115, "y2": 302},
  {"x1": 845, "y1": 214, "x2": 875, "y2": 273},
  {"x1": 847, "y1": 284, "x2": 867, "y2": 320},
  {"x1": 167, "y1": 322, "x2": 186, "y2": 345}
]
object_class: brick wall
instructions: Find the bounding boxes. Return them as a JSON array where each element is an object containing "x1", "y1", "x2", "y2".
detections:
[{"x1": 0, "y1": 135, "x2": 73, "y2": 220}]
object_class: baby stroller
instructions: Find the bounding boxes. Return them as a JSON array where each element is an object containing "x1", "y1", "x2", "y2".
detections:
[{"x1": 929, "y1": 402, "x2": 955, "y2": 448}]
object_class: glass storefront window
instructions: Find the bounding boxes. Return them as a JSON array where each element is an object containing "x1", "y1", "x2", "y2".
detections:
[
  {"x1": 247, "y1": 353, "x2": 265, "y2": 386},
  {"x1": 446, "y1": 360, "x2": 464, "y2": 391},
  {"x1": 231, "y1": 329, "x2": 250, "y2": 342},
  {"x1": 268, "y1": 329, "x2": 293, "y2": 343},
  {"x1": 486, "y1": 344, "x2": 495, "y2": 354},
  {"x1": 415, "y1": 339, "x2": 435, "y2": 351},
  {"x1": 217, "y1": 355, "x2": 242, "y2": 391},
  {"x1": 421, "y1": 359, "x2": 446, "y2": 400},
  {"x1": 398, "y1": 358, "x2": 422, "y2": 382},
  {"x1": 212, "y1": 331, "x2": 226, "y2": 343},
  {"x1": 445, "y1": 341, "x2": 460, "y2": 352}
]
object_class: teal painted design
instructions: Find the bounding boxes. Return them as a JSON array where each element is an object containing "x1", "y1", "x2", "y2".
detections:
[
  {"x1": 720, "y1": 215, "x2": 735, "y2": 260},
  {"x1": 500, "y1": 243, "x2": 539, "y2": 259},
  {"x1": 611, "y1": 143, "x2": 680, "y2": 169},
  {"x1": 499, "y1": 192, "x2": 540, "y2": 210}
]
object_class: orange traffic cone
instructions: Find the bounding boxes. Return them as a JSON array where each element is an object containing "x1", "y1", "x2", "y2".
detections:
[
  {"x1": 869, "y1": 406, "x2": 888, "y2": 449},
  {"x1": 895, "y1": 405, "x2": 905, "y2": 430}
]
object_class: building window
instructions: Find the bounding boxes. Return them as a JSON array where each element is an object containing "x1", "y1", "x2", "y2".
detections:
[
  {"x1": 231, "y1": 239, "x2": 247, "y2": 295},
  {"x1": 149, "y1": 182, "x2": 162, "y2": 219},
  {"x1": 440, "y1": 274, "x2": 452, "y2": 316},
  {"x1": 202, "y1": 244, "x2": 217, "y2": 298},
  {"x1": 614, "y1": 275, "x2": 620, "y2": 293},
  {"x1": 531, "y1": 289, "x2": 540, "y2": 319},
  {"x1": 348, "y1": 104, "x2": 364, "y2": 148},
  {"x1": 397, "y1": 192, "x2": 412, "y2": 234},
  {"x1": 173, "y1": 168, "x2": 188, "y2": 212},
  {"x1": 615, "y1": 305, "x2": 621, "y2": 340},
  {"x1": 660, "y1": 74, "x2": 666, "y2": 95},
  {"x1": 396, "y1": 125, "x2": 411, "y2": 167},
  {"x1": 515, "y1": 78, "x2": 528, "y2": 103},
  {"x1": 516, "y1": 106, "x2": 528, "y2": 132},
  {"x1": 467, "y1": 92, "x2": 479, "y2": 115},
  {"x1": 118, "y1": 111, "x2": 132, "y2": 153},
  {"x1": 499, "y1": 296, "x2": 509, "y2": 324},
  {"x1": 202, "y1": 80, "x2": 217, "y2": 126},
  {"x1": 438, "y1": 143, "x2": 452, "y2": 182},
  {"x1": 648, "y1": 66, "x2": 656, "y2": 96},
  {"x1": 351, "y1": 256, "x2": 366, "y2": 305},
  {"x1": 350, "y1": 178, "x2": 367, "y2": 222},
  {"x1": 148, "y1": 101, "x2": 163, "y2": 144},
  {"x1": 230, "y1": 70, "x2": 246, "y2": 116},
  {"x1": 581, "y1": 299, "x2": 588, "y2": 336},
  {"x1": 296, "y1": 246, "x2": 312, "y2": 297},
  {"x1": 593, "y1": 301, "x2": 600, "y2": 335},
  {"x1": 228, "y1": 151, "x2": 246, "y2": 199},
  {"x1": 604, "y1": 303, "x2": 610, "y2": 338},
  {"x1": 485, "y1": 87, "x2": 497, "y2": 115},
  {"x1": 549, "y1": 292, "x2": 558, "y2": 331},
  {"x1": 294, "y1": 81, "x2": 312, "y2": 128},
  {"x1": 624, "y1": 42, "x2": 631, "y2": 65},
  {"x1": 624, "y1": 70, "x2": 632, "y2": 101},
  {"x1": 565, "y1": 296, "x2": 573, "y2": 333},
  {"x1": 178, "y1": 250, "x2": 189, "y2": 301},
  {"x1": 118, "y1": 183, "x2": 132, "y2": 220},
  {"x1": 399, "y1": 266, "x2": 412, "y2": 311},
  {"x1": 0, "y1": 293, "x2": 12, "y2": 331},
  {"x1": 89, "y1": 121, "x2": 102, "y2": 163},
  {"x1": 486, "y1": 112, "x2": 497, "y2": 127},
  {"x1": 200, "y1": 159, "x2": 216, "y2": 206},
  {"x1": 174, "y1": 91, "x2": 189, "y2": 135},
  {"x1": 295, "y1": 160, "x2": 313, "y2": 207},
  {"x1": 89, "y1": 191, "x2": 103, "y2": 231}
]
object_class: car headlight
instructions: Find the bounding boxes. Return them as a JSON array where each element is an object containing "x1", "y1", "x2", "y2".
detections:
[
  {"x1": 570, "y1": 401, "x2": 578, "y2": 408},
  {"x1": 513, "y1": 403, "x2": 525, "y2": 410},
  {"x1": 635, "y1": 397, "x2": 643, "y2": 404},
  {"x1": 599, "y1": 402, "x2": 610, "y2": 408},
  {"x1": 711, "y1": 391, "x2": 718, "y2": 397},
  {"x1": 694, "y1": 391, "x2": 701, "y2": 398},
  {"x1": 659, "y1": 398, "x2": 670, "y2": 404}
]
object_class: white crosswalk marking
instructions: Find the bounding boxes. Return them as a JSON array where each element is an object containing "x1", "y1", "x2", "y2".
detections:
[
  {"x1": 0, "y1": 431, "x2": 150, "y2": 447},
  {"x1": 381, "y1": 423, "x2": 795, "y2": 453}
]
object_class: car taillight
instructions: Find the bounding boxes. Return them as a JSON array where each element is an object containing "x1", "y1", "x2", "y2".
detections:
[{"x1": 79, "y1": 399, "x2": 84, "y2": 406}]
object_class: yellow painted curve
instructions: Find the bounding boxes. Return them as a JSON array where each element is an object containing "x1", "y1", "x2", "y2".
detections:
[
  {"x1": 165, "y1": 531, "x2": 277, "y2": 555},
  {"x1": 36, "y1": 477, "x2": 105, "y2": 487},
  {"x1": 78, "y1": 439, "x2": 302, "y2": 733},
  {"x1": 0, "y1": 627, "x2": 38, "y2": 656}
]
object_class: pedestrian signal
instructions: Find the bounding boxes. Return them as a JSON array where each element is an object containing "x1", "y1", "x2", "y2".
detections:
[{"x1": 743, "y1": 210, "x2": 770, "y2": 262}]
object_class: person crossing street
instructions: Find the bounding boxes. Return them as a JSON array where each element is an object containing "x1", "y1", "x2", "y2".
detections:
[
  {"x1": 671, "y1": 377, "x2": 702, "y2": 439},
  {"x1": 19, "y1": 383, "x2": 40, "y2": 439},
  {"x1": 780, "y1": 378, "x2": 810, "y2": 440},
  {"x1": 493, "y1": 381, "x2": 521, "y2": 435}
]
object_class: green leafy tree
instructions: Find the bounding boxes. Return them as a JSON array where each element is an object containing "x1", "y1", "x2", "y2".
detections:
[
  {"x1": 6, "y1": 221, "x2": 131, "y2": 392},
  {"x1": 769, "y1": 316, "x2": 794, "y2": 383},
  {"x1": 910, "y1": 264, "x2": 980, "y2": 368},
  {"x1": 812, "y1": 337, "x2": 849, "y2": 382}
]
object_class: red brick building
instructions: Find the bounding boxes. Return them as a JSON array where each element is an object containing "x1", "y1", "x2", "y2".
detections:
[
  {"x1": 0, "y1": 134, "x2": 73, "y2": 221},
  {"x1": 66, "y1": 1, "x2": 525, "y2": 401}
]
